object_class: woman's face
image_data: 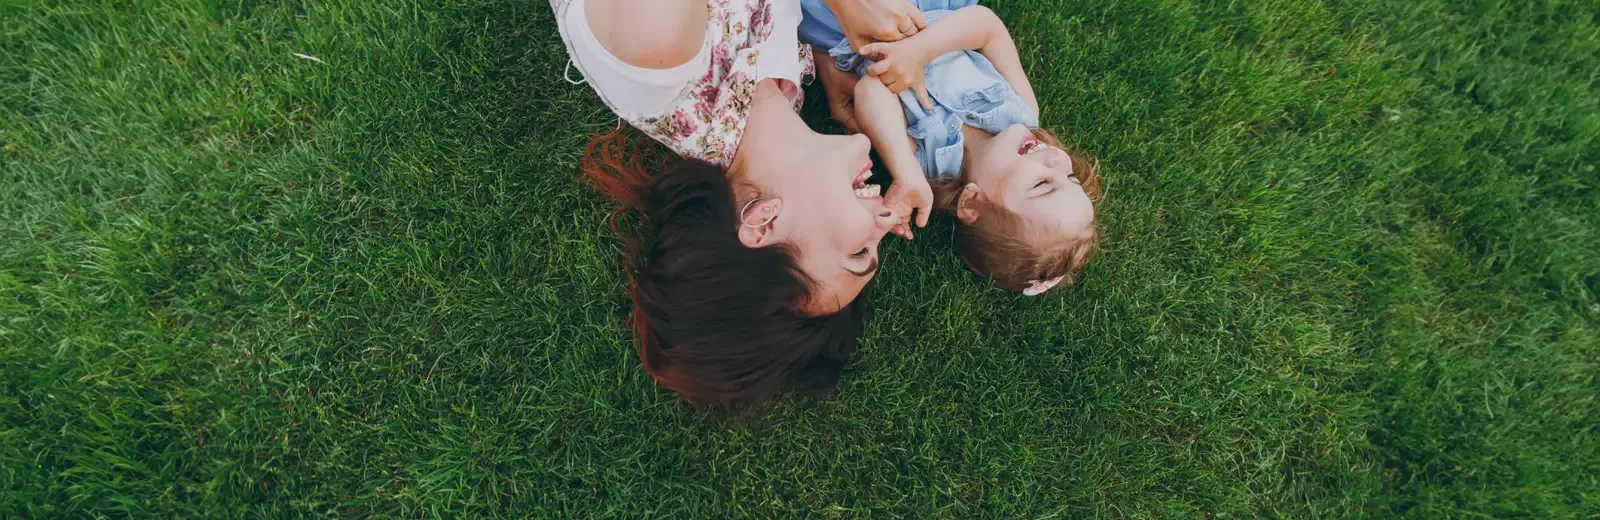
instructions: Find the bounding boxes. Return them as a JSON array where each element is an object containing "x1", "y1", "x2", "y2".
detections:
[{"x1": 750, "y1": 132, "x2": 899, "y2": 315}]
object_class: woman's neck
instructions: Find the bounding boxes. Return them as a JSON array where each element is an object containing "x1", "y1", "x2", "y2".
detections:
[{"x1": 729, "y1": 79, "x2": 801, "y2": 184}]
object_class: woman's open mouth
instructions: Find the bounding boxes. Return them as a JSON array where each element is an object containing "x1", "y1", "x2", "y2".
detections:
[{"x1": 852, "y1": 163, "x2": 881, "y2": 199}]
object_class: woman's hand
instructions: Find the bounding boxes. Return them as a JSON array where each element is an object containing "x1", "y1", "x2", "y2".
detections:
[
  {"x1": 860, "y1": 39, "x2": 933, "y2": 110},
  {"x1": 824, "y1": 0, "x2": 927, "y2": 52}
]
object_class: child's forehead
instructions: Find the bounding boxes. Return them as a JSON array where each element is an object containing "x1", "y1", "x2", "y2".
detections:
[{"x1": 1022, "y1": 196, "x2": 1094, "y2": 234}]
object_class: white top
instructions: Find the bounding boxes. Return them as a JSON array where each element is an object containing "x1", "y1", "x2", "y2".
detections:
[
  {"x1": 562, "y1": 0, "x2": 713, "y2": 117},
  {"x1": 552, "y1": 0, "x2": 813, "y2": 165}
]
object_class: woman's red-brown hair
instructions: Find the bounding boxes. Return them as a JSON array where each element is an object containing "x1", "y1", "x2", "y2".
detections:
[{"x1": 580, "y1": 128, "x2": 871, "y2": 407}]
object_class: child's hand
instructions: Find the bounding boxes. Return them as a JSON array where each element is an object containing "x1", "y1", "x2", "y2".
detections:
[
  {"x1": 859, "y1": 39, "x2": 934, "y2": 110},
  {"x1": 884, "y1": 174, "x2": 933, "y2": 240}
]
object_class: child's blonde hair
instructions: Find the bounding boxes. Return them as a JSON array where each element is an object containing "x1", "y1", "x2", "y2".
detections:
[{"x1": 930, "y1": 128, "x2": 1103, "y2": 293}]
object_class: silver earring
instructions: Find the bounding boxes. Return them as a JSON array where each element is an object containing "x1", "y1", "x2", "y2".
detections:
[{"x1": 740, "y1": 198, "x2": 779, "y2": 228}]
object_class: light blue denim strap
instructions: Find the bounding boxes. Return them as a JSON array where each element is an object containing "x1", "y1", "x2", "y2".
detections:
[{"x1": 912, "y1": 0, "x2": 980, "y2": 10}]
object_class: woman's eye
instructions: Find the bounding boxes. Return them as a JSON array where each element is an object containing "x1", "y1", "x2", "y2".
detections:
[
  {"x1": 852, "y1": 247, "x2": 870, "y2": 258},
  {"x1": 1032, "y1": 179, "x2": 1051, "y2": 189},
  {"x1": 1068, "y1": 174, "x2": 1082, "y2": 185}
]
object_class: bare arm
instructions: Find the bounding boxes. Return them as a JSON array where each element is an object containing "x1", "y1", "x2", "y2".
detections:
[
  {"x1": 584, "y1": 0, "x2": 707, "y2": 69},
  {"x1": 861, "y1": 5, "x2": 1039, "y2": 114},
  {"x1": 855, "y1": 75, "x2": 933, "y2": 232},
  {"x1": 854, "y1": 75, "x2": 920, "y2": 182}
]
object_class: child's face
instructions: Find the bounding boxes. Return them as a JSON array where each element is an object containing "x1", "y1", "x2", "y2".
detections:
[{"x1": 967, "y1": 125, "x2": 1096, "y2": 240}]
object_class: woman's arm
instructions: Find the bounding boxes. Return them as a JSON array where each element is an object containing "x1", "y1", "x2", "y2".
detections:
[{"x1": 584, "y1": 0, "x2": 708, "y2": 69}]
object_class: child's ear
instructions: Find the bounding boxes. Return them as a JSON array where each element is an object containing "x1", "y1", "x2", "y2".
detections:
[
  {"x1": 956, "y1": 184, "x2": 983, "y2": 224},
  {"x1": 737, "y1": 199, "x2": 783, "y2": 248}
]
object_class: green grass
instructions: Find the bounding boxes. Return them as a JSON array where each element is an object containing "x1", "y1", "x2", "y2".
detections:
[{"x1": 2, "y1": 0, "x2": 1596, "y2": 516}]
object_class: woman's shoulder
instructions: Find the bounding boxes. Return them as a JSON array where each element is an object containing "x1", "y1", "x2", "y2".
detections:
[{"x1": 580, "y1": 0, "x2": 709, "y2": 70}]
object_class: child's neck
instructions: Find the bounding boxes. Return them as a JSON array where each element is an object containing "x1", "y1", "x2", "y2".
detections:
[{"x1": 960, "y1": 124, "x2": 996, "y2": 169}]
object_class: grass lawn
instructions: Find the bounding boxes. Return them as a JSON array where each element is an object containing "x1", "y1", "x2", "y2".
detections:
[{"x1": 3, "y1": 0, "x2": 1597, "y2": 517}]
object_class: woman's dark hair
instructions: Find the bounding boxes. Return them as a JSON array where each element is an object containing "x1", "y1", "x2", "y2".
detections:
[{"x1": 580, "y1": 129, "x2": 869, "y2": 407}]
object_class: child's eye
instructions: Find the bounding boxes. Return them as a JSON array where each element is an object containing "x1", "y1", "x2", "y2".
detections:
[
  {"x1": 1032, "y1": 179, "x2": 1051, "y2": 189},
  {"x1": 852, "y1": 247, "x2": 870, "y2": 258},
  {"x1": 1068, "y1": 174, "x2": 1082, "y2": 185}
]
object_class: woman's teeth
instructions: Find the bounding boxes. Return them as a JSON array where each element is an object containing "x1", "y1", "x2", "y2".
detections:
[
  {"x1": 1021, "y1": 141, "x2": 1048, "y2": 155},
  {"x1": 854, "y1": 184, "x2": 881, "y2": 199}
]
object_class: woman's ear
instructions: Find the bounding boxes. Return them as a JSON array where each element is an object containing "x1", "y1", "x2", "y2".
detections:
[
  {"x1": 956, "y1": 183, "x2": 983, "y2": 225},
  {"x1": 737, "y1": 198, "x2": 783, "y2": 248}
]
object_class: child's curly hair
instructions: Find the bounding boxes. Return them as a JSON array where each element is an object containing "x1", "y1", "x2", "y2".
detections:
[{"x1": 929, "y1": 128, "x2": 1103, "y2": 293}]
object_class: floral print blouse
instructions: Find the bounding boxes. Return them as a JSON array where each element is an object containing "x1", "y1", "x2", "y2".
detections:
[{"x1": 552, "y1": 0, "x2": 815, "y2": 167}]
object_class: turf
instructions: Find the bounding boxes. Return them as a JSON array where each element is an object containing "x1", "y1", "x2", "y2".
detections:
[{"x1": 2, "y1": 0, "x2": 1596, "y2": 517}]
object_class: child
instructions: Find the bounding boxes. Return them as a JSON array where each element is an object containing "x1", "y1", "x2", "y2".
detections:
[{"x1": 800, "y1": 0, "x2": 1102, "y2": 295}]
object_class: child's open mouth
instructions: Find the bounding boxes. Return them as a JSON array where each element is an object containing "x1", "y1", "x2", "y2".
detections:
[{"x1": 1019, "y1": 135, "x2": 1044, "y2": 155}]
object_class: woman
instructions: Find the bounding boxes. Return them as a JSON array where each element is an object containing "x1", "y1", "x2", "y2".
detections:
[{"x1": 552, "y1": 0, "x2": 926, "y2": 405}]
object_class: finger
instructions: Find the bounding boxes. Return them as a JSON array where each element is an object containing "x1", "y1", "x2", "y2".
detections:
[
  {"x1": 909, "y1": 9, "x2": 928, "y2": 31},
  {"x1": 871, "y1": 27, "x2": 904, "y2": 43},
  {"x1": 867, "y1": 62, "x2": 888, "y2": 76},
  {"x1": 916, "y1": 204, "x2": 931, "y2": 227},
  {"x1": 859, "y1": 42, "x2": 884, "y2": 58},
  {"x1": 890, "y1": 224, "x2": 912, "y2": 241},
  {"x1": 897, "y1": 19, "x2": 917, "y2": 37},
  {"x1": 895, "y1": 10, "x2": 915, "y2": 32},
  {"x1": 848, "y1": 35, "x2": 871, "y2": 53},
  {"x1": 914, "y1": 84, "x2": 933, "y2": 110}
]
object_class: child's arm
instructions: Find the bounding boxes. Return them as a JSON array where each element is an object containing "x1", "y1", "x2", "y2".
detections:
[
  {"x1": 859, "y1": 5, "x2": 1039, "y2": 114},
  {"x1": 854, "y1": 74, "x2": 933, "y2": 234}
]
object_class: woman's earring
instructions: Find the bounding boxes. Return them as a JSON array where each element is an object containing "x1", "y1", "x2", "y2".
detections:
[{"x1": 740, "y1": 198, "x2": 781, "y2": 228}]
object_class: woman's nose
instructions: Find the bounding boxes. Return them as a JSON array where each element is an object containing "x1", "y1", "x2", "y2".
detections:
[{"x1": 875, "y1": 206, "x2": 899, "y2": 228}]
